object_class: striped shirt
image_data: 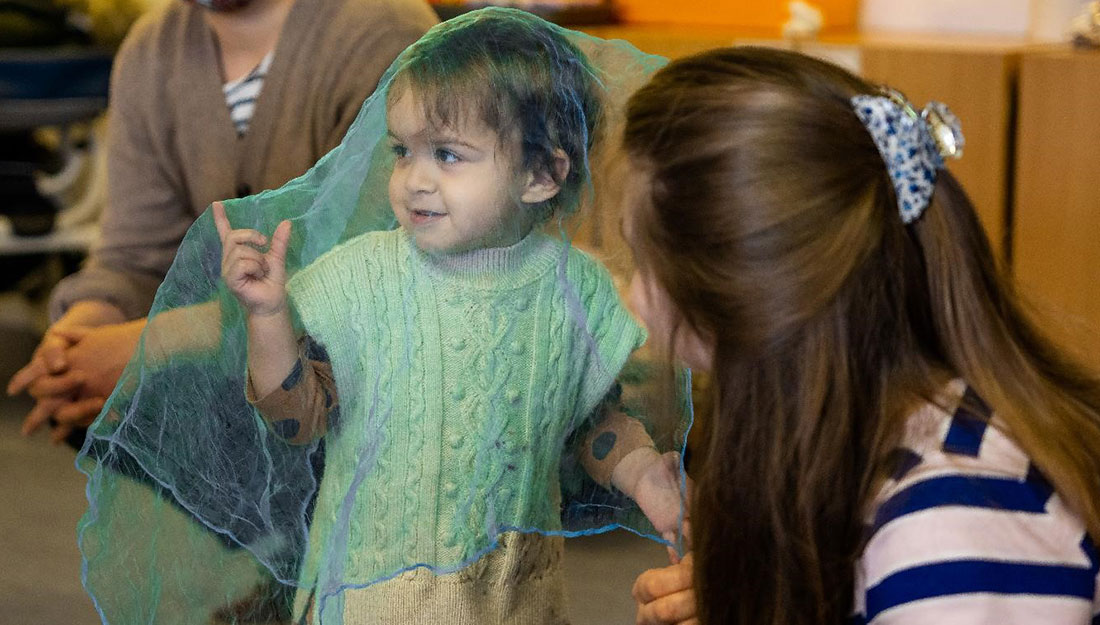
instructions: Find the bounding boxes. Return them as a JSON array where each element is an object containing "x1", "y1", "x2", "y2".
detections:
[
  {"x1": 852, "y1": 380, "x2": 1100, "y2": 624},
  {"x1": 222, "y1": 51, "x2": 274, "y2": 136}
]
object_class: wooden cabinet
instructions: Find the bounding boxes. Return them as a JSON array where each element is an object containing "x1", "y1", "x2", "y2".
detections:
[{"x1": 1013, "y1": 49, "x2": 1100, "y2": 367}]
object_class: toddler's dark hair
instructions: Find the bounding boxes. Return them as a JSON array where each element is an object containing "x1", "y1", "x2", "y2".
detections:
[{"x1": 390, "y1": 8, "x2": 602, "y2": 217}]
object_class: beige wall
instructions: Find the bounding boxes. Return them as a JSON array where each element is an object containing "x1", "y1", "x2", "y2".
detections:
[{"x1": 860, "y1": 0, "x2": 1088, "y2": 41}]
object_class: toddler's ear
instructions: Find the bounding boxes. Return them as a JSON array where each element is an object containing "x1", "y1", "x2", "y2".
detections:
[{"x1": 520, "y1": 149, "x2": 570, "y2": 204}]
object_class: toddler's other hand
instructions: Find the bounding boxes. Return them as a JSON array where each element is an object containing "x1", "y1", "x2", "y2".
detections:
[
  {"x1": 212, "y1": 201, "x2": 291, "y2": 317},
  {"x1": 633, "y1": 450, "x2": 692, "y2": 547}
]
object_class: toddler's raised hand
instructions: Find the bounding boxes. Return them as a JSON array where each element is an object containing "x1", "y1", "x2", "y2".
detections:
[{"x1": 212, "y1": 201, "x2": 292, "y2": 317}]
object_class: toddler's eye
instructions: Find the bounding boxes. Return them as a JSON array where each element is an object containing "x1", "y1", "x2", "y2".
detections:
[
  {"x1": 435, "y1": 149, "x2": 460, "y2": 164},
  {"x1": 391, "y1": 144, "x2": 409, "y2": 159}
]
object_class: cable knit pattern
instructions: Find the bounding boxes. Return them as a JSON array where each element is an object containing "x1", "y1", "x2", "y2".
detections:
[{"x1": 286, "y1": 228, "x2": 645, "y2": 624}]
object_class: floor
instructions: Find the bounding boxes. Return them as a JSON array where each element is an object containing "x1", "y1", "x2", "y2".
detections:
[{"x1": 0, "y1": 293, "x2": 666, "y2": 624}]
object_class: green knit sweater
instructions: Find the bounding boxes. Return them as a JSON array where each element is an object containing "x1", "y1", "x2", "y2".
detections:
[{"x1": 287, "y1": 228, "x2": 645, "y2": 612}]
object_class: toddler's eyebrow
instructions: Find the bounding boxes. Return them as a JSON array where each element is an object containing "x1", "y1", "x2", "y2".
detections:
[
  {"x1": 386, "y1": 129, "x2": 479, "y2": 152},
  {"x1": 431, "y1": 134, "x2": 480, "y2": 151}
]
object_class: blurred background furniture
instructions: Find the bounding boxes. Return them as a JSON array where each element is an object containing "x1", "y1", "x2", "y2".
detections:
[{"x1": 1013, "y1": 47, "x2": 1100, "y2": 369}]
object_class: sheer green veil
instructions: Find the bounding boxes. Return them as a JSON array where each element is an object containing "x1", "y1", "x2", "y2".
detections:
[{"x1": 76, "y1": 9, "x2": 689, "y2": 624}]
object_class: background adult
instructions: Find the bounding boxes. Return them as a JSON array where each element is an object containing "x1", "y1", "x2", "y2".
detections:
[
  {"x1": 623, "y1": 47, "x2": 1100, "y2": 625},
  {"x1": 8, "y1": 0, "x2": 437, "y2": 443}
]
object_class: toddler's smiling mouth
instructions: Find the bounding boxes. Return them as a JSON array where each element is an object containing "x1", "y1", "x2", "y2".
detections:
[{"x1": 409, "y1": 208, "x2": 446, "y2": 225}]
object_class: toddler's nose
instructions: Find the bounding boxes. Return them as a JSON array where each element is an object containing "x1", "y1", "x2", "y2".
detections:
[{"x1": 404, "y1": 158, "x2": 436, "y2": 195}]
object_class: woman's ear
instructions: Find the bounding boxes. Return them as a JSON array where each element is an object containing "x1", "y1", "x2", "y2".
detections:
[{"x1": 520, "y1": 149, "x2": 570, "y2": 204}]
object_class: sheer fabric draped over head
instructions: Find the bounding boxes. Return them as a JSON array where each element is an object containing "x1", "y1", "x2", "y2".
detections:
[{"x1": 76, "y1": 9, "x2": 687, "y2": 624}]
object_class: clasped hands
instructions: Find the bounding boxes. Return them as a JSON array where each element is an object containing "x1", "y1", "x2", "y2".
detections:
[{"x1": 7, "y1": 308, "x2": 142, "y2": 444}]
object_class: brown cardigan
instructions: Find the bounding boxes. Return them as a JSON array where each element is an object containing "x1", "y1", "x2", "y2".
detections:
[{"x1": 49, "y1": 0, "x2": 437, "y2": 321}]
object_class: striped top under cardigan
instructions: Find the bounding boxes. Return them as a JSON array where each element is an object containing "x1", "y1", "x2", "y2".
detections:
[
  {"x1": 223, "y1": 51, "x2": 274, "y2": 135},
  {"x1": 852, "y1": 379, "x2": 1100, "y2": 623}
]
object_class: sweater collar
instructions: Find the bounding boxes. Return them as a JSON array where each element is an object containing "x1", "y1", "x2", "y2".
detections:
[{"x1": 410, "y1": 228, "x2": 564, "y2": 289}]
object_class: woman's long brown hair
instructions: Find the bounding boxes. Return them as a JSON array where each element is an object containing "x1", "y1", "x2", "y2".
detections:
[{"x1": 622, "y1": 47, "x2": 1100, "y2": 625}]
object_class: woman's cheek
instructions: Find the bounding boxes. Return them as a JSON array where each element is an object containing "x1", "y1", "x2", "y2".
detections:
[
  {"x1": 629, "y1": 272, "x2": 675, "y2": 349},
  {"x1": 675, "y1": 325, "x2": 714, "y2": 373},
  {"x1": 628, "y1": 271, "x2": 714, "y2": 372}
]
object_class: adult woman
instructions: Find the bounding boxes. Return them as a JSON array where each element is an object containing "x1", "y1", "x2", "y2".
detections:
[
  {"x1": 8, "y1": 0, "x2": 436, "y2": 443},
  {"x1": 625, "y1": 47, "x2": 1100, "y2": 625}
]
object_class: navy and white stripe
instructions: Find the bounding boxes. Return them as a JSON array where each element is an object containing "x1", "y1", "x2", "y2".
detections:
[
  {"x1": 223, "y1": 51, "x2": 273, "y2": 136},
  {"x1": 851, "y1": 380, "x2": 1100, "y2": 624}
]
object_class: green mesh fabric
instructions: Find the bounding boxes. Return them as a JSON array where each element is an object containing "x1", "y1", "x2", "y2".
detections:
[{"x1": 76, "y1": 9, "x2": 688, "y2": 624}]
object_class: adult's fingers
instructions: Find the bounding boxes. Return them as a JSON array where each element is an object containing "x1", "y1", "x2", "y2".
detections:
[
  {"x1": 36, "y1": 331, "x2": 75, "y2": 374},
  {"x1": 7, "y1": 328, "x2": 76, "y2": 394},
  {"x1": 28, "y1": 371, "x2": 84, "y2": 399},
  {"x1": 21, "y1": 397, "x2": 65, "y2": 436},
  {"x1": 632, "y1": 554, "x2": 694, "y2": 603},
  {"x1": 54, "y1": 397, "x2": 106, "y2": 426},
  {"x1": 7, "y1": 357, "x2": 46, "y2": 396},
  {"x1": 49, "y1": 325, "x2": 91, "y2": 344},
  {"x1": 635, "y1": 588, "x2": 696, "y2": 625}
]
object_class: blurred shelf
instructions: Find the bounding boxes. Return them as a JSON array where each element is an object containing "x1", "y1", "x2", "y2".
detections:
[
  {"x1": 0, "y1": 97, "x2": 107, "y2": 131},
  {"x1": 0, "y1": 217, "x2": 94, "y2": 255},
  {"x1": 0, "y1": 47, "x2": 111, "y2": 130}
]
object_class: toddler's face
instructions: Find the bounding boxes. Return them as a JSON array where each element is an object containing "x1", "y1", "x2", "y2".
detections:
[{"x1": 387, "y1": 88, "x2": 534, "y2": 255}]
